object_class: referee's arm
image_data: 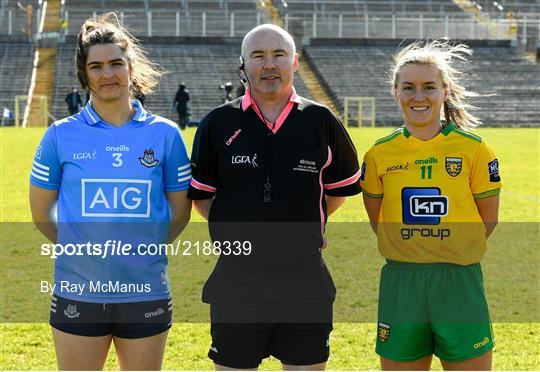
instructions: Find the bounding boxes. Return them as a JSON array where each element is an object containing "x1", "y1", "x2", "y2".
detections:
[
  {"x1": 193, "y1": 198, "x2": 213, "y2": 221},
  {"x1": 325, "y1": 196, "x2": 346, "y2": 216}
]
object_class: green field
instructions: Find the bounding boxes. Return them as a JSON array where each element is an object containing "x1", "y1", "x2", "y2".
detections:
[{"x1": 1, "y1": 127, "x2": 539, "y2": 370}]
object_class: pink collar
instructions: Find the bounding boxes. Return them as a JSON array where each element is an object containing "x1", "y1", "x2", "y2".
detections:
[{"x1": 241, "y1": 87, "x2": 302, "y2": 134}]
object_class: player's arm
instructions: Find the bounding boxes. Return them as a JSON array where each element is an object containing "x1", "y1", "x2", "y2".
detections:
[
  {"x1": 470, "y1": 139, "x2": 501, "y2": 239},
  {"x1": 475, "y1": 195, "x2": 499, "y2": 238},
  {"x1": 359, "y1": 148, "x2": 383, "y2": 234},
  {"x1": 29, "y1": 185, "x2": 58, "y2": 243},
  {"x1": 188, "y1": 117, "x2": 217, "y2": 221},
  {"x1": 166, "y1": 190, "x2": 191, "y2": 243},
  {"x1": 193, "y1": 198, "x2": 214, "y2": 221},
  {"x1": 363, "y1": 194, "x2": 382, "y2": 234},
  {"x1": 29, "y1": 124, "x2": 61, "y2": 243},
  {"x1": 325, "y1": 196, "x2": 346, "y2": 216}
]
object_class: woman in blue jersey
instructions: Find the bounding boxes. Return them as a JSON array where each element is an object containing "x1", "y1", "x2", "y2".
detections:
[
  {"x1": 361, "y1": 41, "x2": 501, "y2": 370},
  {"x1": 29, "y1": 13, "x2": 191, "y2": 370}
]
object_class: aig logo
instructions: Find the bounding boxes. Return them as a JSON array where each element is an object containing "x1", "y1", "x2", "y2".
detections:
[
  {"x1": 402, "y1": 187, "x2": 448, "y2": 225},
  {"x1": 81, "y1": 179, "x2": 151, "y2": 217}
]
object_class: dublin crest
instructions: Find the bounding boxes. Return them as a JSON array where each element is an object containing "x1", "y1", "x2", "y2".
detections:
[
  {"x1": 378, "y1": 322, "x2": 391, "y2": 343},
  {"x1": 445, "y1": 157, "x2": 462, "y2": 177},
  {"x1": 139, "y1": 149, "x2": 160, "y2": 168},
  {"x1": 64, "y1": 303, "x2": 80, "y2": 319}
]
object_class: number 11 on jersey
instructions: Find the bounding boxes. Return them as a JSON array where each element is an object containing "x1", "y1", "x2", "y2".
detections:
[{"x1": 420, "y1": 165, "x2": 432, "y2": 179}]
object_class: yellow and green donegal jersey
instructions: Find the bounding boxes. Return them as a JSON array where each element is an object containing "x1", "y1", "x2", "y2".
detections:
[{"x1": 360, "y1": 123, "x2": 502, "y2": 265}]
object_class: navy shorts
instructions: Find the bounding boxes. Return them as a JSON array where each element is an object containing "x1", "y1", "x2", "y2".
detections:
[
  {"x1": 208, "y1": 322, "x2": 332, "y2": 369},
  {"x1": 50, "y1": 295, "x2": 172, "y2": 339}
]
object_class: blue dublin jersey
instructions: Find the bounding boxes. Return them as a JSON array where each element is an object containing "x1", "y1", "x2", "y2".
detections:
[{"x1": 30, "y1": 100, "x2": 191, "y2": 303}]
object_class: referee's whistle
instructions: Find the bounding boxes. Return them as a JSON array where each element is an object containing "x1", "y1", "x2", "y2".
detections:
[{"x1": 263, "y1": 182, "x2": 272, "y2": 203}]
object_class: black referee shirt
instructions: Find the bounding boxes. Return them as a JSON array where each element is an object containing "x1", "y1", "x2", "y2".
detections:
[{"x1": 188, "y1": 90, "x2": 361, "y2": 315}]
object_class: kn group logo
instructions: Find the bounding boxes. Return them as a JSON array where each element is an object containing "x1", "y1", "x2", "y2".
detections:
[
  {"x1": 401, "y1": 187, "x2": 450, "y2": 240},
  {"x1": 81, "y1": 179, "x2": 152, "y2": 217},
  {"x1": 402, "y1": 187, "x2": 448, "y2": 225}
]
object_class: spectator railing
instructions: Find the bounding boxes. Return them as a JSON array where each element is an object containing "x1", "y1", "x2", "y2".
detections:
[{"x1": 1, "y1": 6, "x2": 538, "y2": 43}]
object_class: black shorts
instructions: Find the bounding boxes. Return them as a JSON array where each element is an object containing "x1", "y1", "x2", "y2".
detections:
[
  {"x1": 50, "y1": 295, "x2": 172, "y2": 339},
  {"x1": 208, "y1": 322, "x2": 333, "y2": 369}
]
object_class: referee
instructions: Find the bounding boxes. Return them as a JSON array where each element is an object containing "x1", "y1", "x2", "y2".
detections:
[{"x1": 188, "y1": 24, "x2": 361, "y2": 370}]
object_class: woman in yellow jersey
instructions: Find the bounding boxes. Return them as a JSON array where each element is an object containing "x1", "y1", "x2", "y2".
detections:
[{"x1": 360, "y1": 40, "x2": 501, "y2": 370}]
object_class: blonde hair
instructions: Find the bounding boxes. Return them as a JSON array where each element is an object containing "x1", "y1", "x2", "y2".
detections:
[
  {"x1": 76, "y1": 12, "x2": 161, "y2": 97},
  {"x1": 391, "y1": 40, "x2": 482, "y2": 129}
]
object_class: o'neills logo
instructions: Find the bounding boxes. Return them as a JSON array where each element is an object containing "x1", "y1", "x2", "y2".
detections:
[
  {"x1": 415, "y1": 157, "x2": 438, "y2": 165},
  {"x1": 106, "y1": 145, "x2": 130, "y2": 152},
  {"x1": 473, "y1": 336, "x2": 490, "y2": 349},
  {"x1": 145, "y1": 307, "x2": 165, "y2": 318},
  {"x1": 226, "y1": 129, "x2": 242, "y2": 146}
]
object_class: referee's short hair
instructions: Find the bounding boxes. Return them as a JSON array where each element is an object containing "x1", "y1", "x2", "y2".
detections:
[{"x1": 241, "y1": 24, "x2": 296, "y2": 59}]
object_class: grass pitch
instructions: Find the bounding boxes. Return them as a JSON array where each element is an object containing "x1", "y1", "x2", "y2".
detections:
[{"x1": 0, "y1": 126, "x2": 539, "y2": 370}]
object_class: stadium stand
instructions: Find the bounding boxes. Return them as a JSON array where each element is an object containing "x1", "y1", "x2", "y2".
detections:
[
  {"x1": 0, "y1": 37, "x2": 34, "y2": 124},
  {"x1": 52, "y1": 36, "x2": 312, "y2": 122},
  {"x1": 2, "y1": 0, "x2": 539, "y2": 126},
  {"x1": 304, "y1": 39, "x2": 540, "y2": 126},
  {"x1": 62, "y1": 0, "x2": 265, "y2": 37},
  {"x1": 474, "y1": 0, "x2": 540, "y2": 16},
  {"x1": 456, "y1": 0, "x2": 540, "y2": 52},
  {"x1": 276, "y1": 0, "x2": 463, "y2": 16},
  {"x1": 275, "y1": 0, "x2": 499, "y2": 40},
  {"x1": 0, "y1": 0, "x2": 40, "y2": 36}
]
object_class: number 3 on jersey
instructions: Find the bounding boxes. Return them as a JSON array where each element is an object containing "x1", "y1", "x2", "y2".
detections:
[{"x1": 112, "y1": 153, "x2": 123, "y2": 167}]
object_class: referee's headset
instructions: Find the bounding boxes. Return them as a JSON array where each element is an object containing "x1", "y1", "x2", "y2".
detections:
[
  {"x1": 237, "y1": 55, "x2": 272, "y2": 130},
  {"x1": 237, "y1": 55, "x2": 273, "y2": 204},
  {"x1": 237, "y1": 56, "x2": 247, "y2": 84}
]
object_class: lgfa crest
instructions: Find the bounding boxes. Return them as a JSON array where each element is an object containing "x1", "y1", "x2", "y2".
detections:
[
  {"x1": 64, "y1": 303, "x2": 80, "y2": 319},
  {"x1": 445, "y1": 157, "x2": 462, "y2": 177},
  {"x1": 139, "y1": 149, "x2": 160, "y2": 168},
  {"x1": 378, "y1": 322, "x2": 391, "y2": 343}
]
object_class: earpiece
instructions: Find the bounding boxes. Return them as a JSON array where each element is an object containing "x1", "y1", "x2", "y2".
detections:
[
  {"x1": 237, "y1": 56, "x2": 247, "y2": 83},
  {"x1": 236, "y1": 55, "x2": 272, "y2": 132},
  {"x1": 238, "y1": 56, "x2": 245, "y2": 70}
]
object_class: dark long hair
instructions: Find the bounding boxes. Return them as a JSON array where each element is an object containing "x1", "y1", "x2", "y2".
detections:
[{"x1": 75, "y1": 12, "x2": 161, "y2": 97}]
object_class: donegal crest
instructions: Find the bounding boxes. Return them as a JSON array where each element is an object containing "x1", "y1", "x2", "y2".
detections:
[
  {"x1": 139, "y1": 149, "x2": 160, "y2": 168},
  {"x1": 445, "y1": 157, "x2": 462, "y2": 177},
  {"x1": 378, "y1": 322, "x2": 391, "y2": 343}
]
